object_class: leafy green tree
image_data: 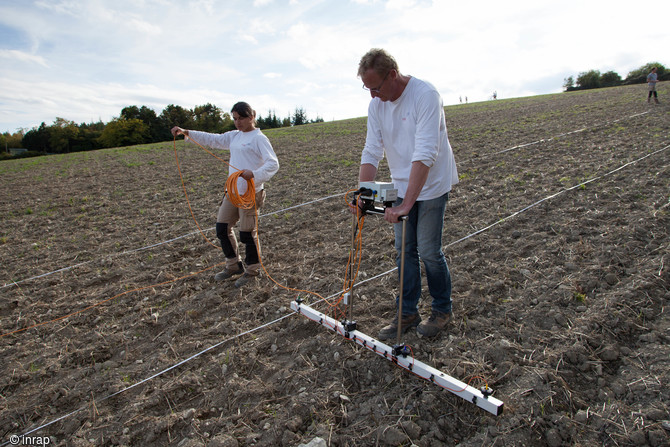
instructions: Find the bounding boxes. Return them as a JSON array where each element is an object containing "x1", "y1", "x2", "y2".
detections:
[
  {"x1": 72, "y1": 121, "x2": 105, "y2": 151},
  {"x1": 625, "y1": 62, "x2": 667, "y2": 84},
  {"x1": 257, "y1": 110, "x2": 282, "y2": 129},
  {"x1": 193, "y1": 103, "x2": 228, "y2": 132},
  {"x1": 1, "y1": 131, "x2": 24, "y2": 151},
  {"x1": 269, "y1": 110, "x2": 281, "y2": 128},
  {"x1": 49, "y1": 117, "x2": 79, "y2": 153},
  {"x1": 8, "y1": 131, "x2": 24, "y2": 148},
  {"x1": 292, "y1": 107, "x2": 308, "y2": 126},
  {"x1": 257, "y1": 112, "x2": 267, "y2": 129},
  {"x1": 120, "y1": 105, "x2": 141, "y2": 121},
  {"x1": 121, "y1": 105, "x2": 163, "y2": 142},
  {"x1": 98, "y1": 118, "x2": 149, "y2": 148},
  {"x1": 159, "y1": 104, "x2": 194, "y2": 139},
  {"x1": 22, "y1": 122, "x2": 50, "y2": 152},
  {"x1": 564, "y1": 62, "x2": 668, "y2": 90},
  {"x1": 576, "y1": 70, "x2": 601, "y2": 90},
  {"x1": 563, "y1": 76, "x2": 575, "y2": 91},
  {"x1": 600, "y1": 71, "x2": 622, "y2": 87}
]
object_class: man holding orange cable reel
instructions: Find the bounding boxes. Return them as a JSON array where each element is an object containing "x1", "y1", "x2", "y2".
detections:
[{"x1": 171, "y1": 101, "x2": 279, "y2": 288}]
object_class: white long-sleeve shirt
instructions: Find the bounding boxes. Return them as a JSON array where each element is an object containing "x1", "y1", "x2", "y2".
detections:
[
  {"x1": 361, "y1": 76, "x2": 458, "y2": 201},
  {"x1": 187, "y1": 129, "x2": 279, "y2": 193}
]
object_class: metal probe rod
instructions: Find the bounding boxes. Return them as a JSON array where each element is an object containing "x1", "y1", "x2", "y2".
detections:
[
  {"x1": 395, "y1": 215, "x2": 408, "y2": 345},
  {"x1": 347, "y1": 207, "x2": 359, "y2": 321}
]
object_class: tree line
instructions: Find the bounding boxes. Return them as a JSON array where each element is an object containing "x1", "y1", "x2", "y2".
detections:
[
  {"x1": 1, "y1": 104, "x2": 323, "y2": 159},
  {"x1": 563, "y1": 61, "x2": 667, "y2": 91}
]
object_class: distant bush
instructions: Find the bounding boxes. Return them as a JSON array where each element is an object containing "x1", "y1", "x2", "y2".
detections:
[
  {"x1": 564, "y1": 62, "x2": 667, "y2": 91},
  {"x1": 14, "y1": 103, "x2": 323, "y2": 155},
  {"x1": 98, "y1": 118, "x2": 149, "y2": 148},
  {"x1": 600, "y1": 71, "x2": 622, "y2": 87},
  {"x1": 623, "y1": 62, "x2": 667, "y2": 85},
  {"x1": 0, "y1": 150, "x2": 45, "y2": 161},
  {"x1": 577, "y1": 70, "x2": 601, "y2": 90}
]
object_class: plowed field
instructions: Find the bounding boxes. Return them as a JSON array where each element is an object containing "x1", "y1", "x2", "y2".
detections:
[{"x1": 1, "y1": 83, "x2": 668, "y2": 446}]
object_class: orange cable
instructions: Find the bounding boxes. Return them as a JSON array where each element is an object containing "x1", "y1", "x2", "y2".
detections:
[
  {"x1": 173, "y1": 138, "x2": 220, "y2": 249},
  {"x1": 0, "y1": 261, "x2": 226, "y2": 338},
  {"x1": 178, "y1": 138, "x2": 371, "y2": 320},
  {"x1": 178, "y1": 135, "x2": 334, "y2": 305},
  {"x1": 0, "y1": 136, "x2": 256, "y2": 339},
  {"x1": 1, "y1": 137, "x2": 358, "y2": 337},
  {"x1": 226, "y1": 170, "x2": 256, "y2": 210}
]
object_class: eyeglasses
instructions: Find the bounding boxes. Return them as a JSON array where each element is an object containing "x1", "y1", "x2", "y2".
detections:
[{"x1": 362, "y1": 71, "x2": 390, "y2": 93}]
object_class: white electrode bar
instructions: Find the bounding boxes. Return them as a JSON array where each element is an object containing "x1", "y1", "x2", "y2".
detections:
[{"x1": 290, "y1": 299, "x2": 504, "y2": 416}]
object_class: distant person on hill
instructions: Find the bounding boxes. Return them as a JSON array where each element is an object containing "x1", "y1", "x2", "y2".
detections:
[
  {"x1": 356, "y1": 48, "x2": 459, "y2": 340},
  {"x1": 171, "y1": 101, "x2": 279, "y2": 288},
  {"x1": 647, "y1": 67, "x2": 659, "y2": 104}
]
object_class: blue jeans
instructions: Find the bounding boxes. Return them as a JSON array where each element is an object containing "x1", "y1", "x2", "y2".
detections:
[{"x1": 394, "y1": 192, "x2": 452, "y2": 316}]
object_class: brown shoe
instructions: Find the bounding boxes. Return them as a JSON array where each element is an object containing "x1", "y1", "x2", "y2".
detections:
[
  {"x1": 214, "y1": 262, "x2": 243, "y2": 281},
  {"x1": 234, "y1": 272, "x2": 258, "y2": 288},
  {"x1": 377, "y1": 313, "x2": 421, "y2": 341},
  {"x1": 417, "y1": 311, "x2": 452, "y2": 337}
]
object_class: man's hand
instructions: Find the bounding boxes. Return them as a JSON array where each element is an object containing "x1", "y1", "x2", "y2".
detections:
[{"x1": 385, "y1": 202, "x2": 411, "y2": 223}]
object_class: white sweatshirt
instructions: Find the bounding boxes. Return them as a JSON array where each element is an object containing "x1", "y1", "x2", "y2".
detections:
[
  {"x1": 187, "y1": 129, "x2": 279, "y2": 193},
  {"x1": 361, "y1": 76, "x2": 458, "y2": 201}
]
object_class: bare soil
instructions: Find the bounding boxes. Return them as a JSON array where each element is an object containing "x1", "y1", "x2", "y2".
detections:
[{"x1": 1, "y1": 83, "x2": 669, "y2": 446}]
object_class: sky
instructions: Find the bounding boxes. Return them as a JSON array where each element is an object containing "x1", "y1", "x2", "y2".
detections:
[{"x1": 0, "y1": 0, "x2": 667, "y2": 134}]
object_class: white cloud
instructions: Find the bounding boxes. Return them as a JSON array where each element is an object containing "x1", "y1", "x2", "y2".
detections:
[
  {"x1": 385, "y1": 0, "x2": 419, "y2": 10},
  {"x1": 128, "y1": 18, "x2": 163, "y2": 36},
  {"x1": 0, "y1": 0, "x2": 666, "y2": 132},
  {"x1": 0, "y1": 49, "x2": 49, "y2": 67},
  {"x1": 34, "y1": 0, "x2": 80, "y2": 17}
]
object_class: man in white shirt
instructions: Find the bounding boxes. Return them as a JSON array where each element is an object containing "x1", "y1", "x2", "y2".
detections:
[{"x1": 357, "y1": 48, "x2": 458, "y2": 339}]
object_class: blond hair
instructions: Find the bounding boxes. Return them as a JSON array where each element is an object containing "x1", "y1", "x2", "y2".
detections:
[{"x1": 357, "y1": 48, "x2": 399, "y2": 78}]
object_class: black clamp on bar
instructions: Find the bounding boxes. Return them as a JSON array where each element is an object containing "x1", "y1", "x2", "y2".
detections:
[
  {"x1": 392, "y1": 344, "x2": 410, "y2": 358},
  {"x1": 480, "y1": 386, "x2": 493, "y2": 399},
  {"x1": 342, "y1": 320, "x2": 357, "y2": 332}
]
